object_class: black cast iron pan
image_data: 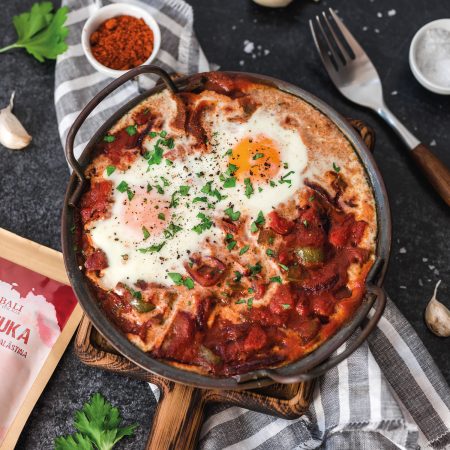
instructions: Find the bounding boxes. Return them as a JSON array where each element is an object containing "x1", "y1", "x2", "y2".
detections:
[{"x1": 61, "y1": 65, "x2": 391, "y2": 390}]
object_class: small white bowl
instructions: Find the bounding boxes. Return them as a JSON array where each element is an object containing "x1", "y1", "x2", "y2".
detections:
[
  {"x1": 81, "y1": 3, "x2": 161, "y2": 78},
  {"x1": 409, "y1": 18, "x2": 450, "y2": 95}
]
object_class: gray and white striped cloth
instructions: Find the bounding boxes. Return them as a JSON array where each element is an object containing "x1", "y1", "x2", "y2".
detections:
[{"x1": 55, "y1": 1, "x2": 450, "y2": 448}]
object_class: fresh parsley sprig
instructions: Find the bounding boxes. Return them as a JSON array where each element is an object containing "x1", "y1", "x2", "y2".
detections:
[
  {"x1": 0, "y1": 2, "x2": 69, "y2": 62},
  {"x1": 54, "y1": 393, "x2": 137, "y2": 450}
]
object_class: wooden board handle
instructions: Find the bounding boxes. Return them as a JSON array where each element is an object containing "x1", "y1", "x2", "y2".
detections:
[
  {"x1": 411, "y1": 143, "x2": 450, "y2": 207},
  {"x1": 146, "y1": 382, "x2": 206, "y2": 450}
]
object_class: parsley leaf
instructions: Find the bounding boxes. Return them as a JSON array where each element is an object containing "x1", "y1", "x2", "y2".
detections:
[
  {"x1": 239, "y1": 245, "x2": 250, "y2": 255},
  {"x1": 163, "y1": 222, "x2": 182, "y2": 239},
  {"x1": 270, "y1": 276, "x2": 282, "y2": 284},
  {"x1": 279, "y1": 171, "x2": 295, "y2": 185},
  {"x1": 333, "y1": 162, "x2": 341, "y2": 173},
  {"x1": 249, "y1": 262, "x2": 262, "y2": 276},
  {"x1": 244, "y1": 178, "x2": 254, "y2": 198},
  {"x1": 138, "y1": 242, "x2": 166, "y2": 253},
  {"x1": 193, "y1": 196, "x2": 207, "y2": 203},
  {"x1": 223, "y1": 177, "x2": 236, "y2": 188},
  {"x1": 54, "y1": 393, "x2": 137, "y2": 450},
  {"x1": 125, "y1": 125, "x2": 137, "y2": 136},
  {"x1": 227, "y1": 240, "x2": 237, "y2": 251},
  {"x1": 106, "y1": 165, "x2": 116, "y2": 176},
  {"x1": 253, "y1": 153, "x2": 264, "y2": 160},
  {"x1": 224, "y1": 206, "x2": 241, "y2": 221},
  {"x1": 279, "y1": 263, "x2": 289, "y2": 271},
  {"x1": 103, "y1": 135, "x2": 115, "y2": 143},
  {"x1": 142, "y1": 226, "x2": 150, "y2": 240},
  {"x1": 1, "y1": 2, "x2": 69, "y2": 63},
  {"x1": 157, "y1": 212, "x2": 165, "y2": 221},
  {"x1": 179, "y1": 185, "x2": 190, "y2": 196},
  {"x1": 168, "y1": 273, "x2": 194, "y2": 289},
  {"x1": 116, "y1": 181, "x2": 128, "y2": 193},
  {"x1": 192, "y1": 213, "x2": 213, "y2": 234},
  {"x1": 250, "y1": 211, "x2": 265, "y2": 233}
]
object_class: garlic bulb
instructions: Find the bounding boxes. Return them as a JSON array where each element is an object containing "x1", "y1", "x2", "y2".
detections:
[
  {"x1": 0, "y1": 92, "x2": 32, "y2": 150},
  {"x1": 424, "y1": 280, "x2": 450, "y2": 337}
]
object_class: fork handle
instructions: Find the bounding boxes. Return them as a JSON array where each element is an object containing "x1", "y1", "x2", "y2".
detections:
[{"x1": 411, "y1": 144, "x2": 450, "y2": 207}]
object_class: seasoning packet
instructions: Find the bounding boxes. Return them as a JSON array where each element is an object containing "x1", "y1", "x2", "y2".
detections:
[{"x1": 0, "y1": 228, "x2": 82, "y2": 449}]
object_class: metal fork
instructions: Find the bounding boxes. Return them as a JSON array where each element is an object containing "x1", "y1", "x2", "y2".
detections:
[{"x1": 310, "y1": 8, "x2": 450, "y2": 207}]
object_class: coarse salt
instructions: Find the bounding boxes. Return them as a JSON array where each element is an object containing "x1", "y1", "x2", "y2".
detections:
[{"x1": 416, "y1": 28, "x2": 450, "y2": 87}]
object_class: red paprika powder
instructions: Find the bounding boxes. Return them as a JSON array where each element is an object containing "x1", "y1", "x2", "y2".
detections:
[{"x1": 89, "y1": 15, "x2": 154, "y2": 70}]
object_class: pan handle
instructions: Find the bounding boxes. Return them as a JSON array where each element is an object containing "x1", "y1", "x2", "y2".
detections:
[{"x1": 65, "y1": 65, "x2": 178, "y2": 206}]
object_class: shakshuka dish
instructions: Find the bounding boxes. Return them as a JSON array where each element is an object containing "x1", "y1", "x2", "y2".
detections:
[{"x1": 77, "y1": 73, "x2": 377, "y2": 376}]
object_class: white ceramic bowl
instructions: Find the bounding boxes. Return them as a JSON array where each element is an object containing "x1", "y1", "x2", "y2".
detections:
[
  {"x1": 409, "y1": 18, "x2": 450, "y2": 95},
  {"x1": 81, "y1": 3, "x2": 161, "y2": 78}
]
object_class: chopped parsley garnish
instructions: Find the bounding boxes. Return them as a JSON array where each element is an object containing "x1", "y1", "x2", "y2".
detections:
[
  {"x1": 192, "y1": 213, "x2": 213, "y2": 234},
  {"x1": 247, "y1": 298, "x2": 254, "y2": 309},
  {"x1": 253, "y1": 153, "x2": 264, "y2": 160},
  {"x1": 138, "y1": 241, "x2": 166, "y2": 253},
  {"x1": 250, "y1": 211, "x2": 265, "y2": 233},
  {"x1": 70, "y1": 225, "x2": 76, "y2": 234},
  {"x1": 158, "y1": 213, "x2": 165, "y2": 221},
  {"x1": 249, "y1": 262, "x2": 262, "y2": 276},
  {"x1": 235, "y1": 299, "x2": 246, "y2": 305},
  {"x1": 248, "y1": 288, "x2": 255, "y2": 293},
  {"x1": 160, "y1": 177, "x2": 170, "y2": 187},
  {"x1": 258, "y1": 187, "x2": 263, "y2": 193},
  {"x1": 224, "y1": 148, "x2": 232, "y2": 156},
  {"x1": 106, "y1": 165, "x2": 116, "y2": 176},
  {"x1": 103, "y1": 135, "x2": 115, "y2": 143},
  {"x1": 234, "y1": 271, "x2": 243, "y2": 282},
  {"x1": 279, "y1": 171, "x2": 295, "y2": 185},
  {"x1": 224, "y1": 206, "x2": 241, "y2": 221},
  {"x1": 201, "y1": 181, "x2": 226, "y2": 202},
  {"x1": 268, "y1": 236, "x2": 275, "y2": 245},
  {"x1": 164, "y1": 222, "x2": 182, "y2": 239},
  {"x1": 239, "y1": 245, "x2": 250, "y2": 255},
  {"x1": 166, "y1": 159, "x2": 173, "y2": 166},
  {"x1": 149, "y1": 131, "x2": 158, "y2": 138},
  {"x1": 227, "y1": 240, "x2": 237, "y2": 251},
  {"x1": 125, "y1": 125, "x2": 137, "y2": 136},
  {"x1": 196, "y1": 171, "x2": 205, "y2": 178},
  {"x1": 193, "y1": 196, "x2": 208, "y2": 203},
  {"x1": 244, "y1": 178, "x2": 254, "y2": 198},
  {"x1": 223, "y1": 177, "x2": 236, "y2": 188},
  {"x1": 269, "y1": 180, "x2": 276, "y2": 187},
  {"x1": 225, "y1": 233, "x2": 233, "y2": 241},
  {"x1": 270, "y1": 276, "x2": 282, "y2": 284},
  {"x1": 226, "y1": 164, "x2": 238, "y2": 176},
  {"x1": 155, "y1": 184, "x2": 164, "y2": 195},
  {"x1": 147, "y1": 183, "x2": 152, "y2": 193},
  {"x1": 283, "y1": 162, "x2": 289, "y2": 169},
  {"x1": 142, "y1": 226, "x2": 150, "y2": 240},
  {"x1": 281, "y1": 304, "x2": 291, "y2": 309},
  {"x1": 266, "y1": 248, "x2": 275, "y2": 257},
  {"x1": 168, "y1": 272, "x2": 194, "y2": 289},
  {"x1": 116, "y1": 180, "x2": 128, "y2": 193},
  {"x1": 333, "y1": 162, "x2": 341, "y2": 173},
  {"x1": 279, "y1": 263, "x2": 289, "y2": 271},
  {"x1": 160, "y1": 130, "x2": 167, "y2": 138},
  {"x1": 117, "y1": 180, "x2": 134, "y2": 200},
  {"x1": 145, "y1": 133, "x2": 173, "y2": 166},
  {"x1": 179, "y1": 185, "x2": 190, "y2": 196},
  {"x1": 128, "y1": 288, "x2": 142, "y2": 300},
  {"x1": 309, "y1": 195, "x2": 315, "y2": 202},
  {"x1": 303, "y1": 219, "x2": 309, "y2": 227}
]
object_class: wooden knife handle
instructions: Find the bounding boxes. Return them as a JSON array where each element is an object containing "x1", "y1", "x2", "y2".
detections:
[{"x1": 411, "y1": 144, "x2": 450, "y2": 207}]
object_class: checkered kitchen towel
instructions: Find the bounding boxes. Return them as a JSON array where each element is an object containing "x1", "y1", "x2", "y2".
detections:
[{"x1": 54, "y1": 1, "x2": 450, "y2": 448}]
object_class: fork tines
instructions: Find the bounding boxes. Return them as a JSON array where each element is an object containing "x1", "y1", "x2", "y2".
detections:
[{"x1": 309, "y1": 8, "x2": 365, "y2": 72}]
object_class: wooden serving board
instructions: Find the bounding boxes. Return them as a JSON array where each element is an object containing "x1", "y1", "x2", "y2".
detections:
[{"x1": 74, "y1": 120, "x2": 375, "y2": 450}]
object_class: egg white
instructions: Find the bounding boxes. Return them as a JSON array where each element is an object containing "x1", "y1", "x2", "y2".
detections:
[{"x1": 89, "y1": 108, "x2": 308, "y2": 290}]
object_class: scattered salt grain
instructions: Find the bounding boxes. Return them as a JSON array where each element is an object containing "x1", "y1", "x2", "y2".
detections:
[
  {"x1": 363, "y1": 26, "x2": 368, "y2": 31},
  {"x1": 232, "y1": 25, "x2": 237, "y2": 30},
  {"x1": 416, "y1": 28, "x2": 450, "y2": 87},
  {"x1": 429, "y1": 265, "x2": 435, "y2": 270},
  {"x1": 399, "y1": 247, "x2": 407, "y2": 254},
  {"x1": 387, "y1": 9, "x2": 396, "y2": 17},
  {"x1": 400, "y1": 285, "x2": 407, "y2": 289},
  {"x1": 391, "y1": 90, "x2": 398, "y2": 95},
  {"x1": 423, "y1": 257, "x2": 428, "y2": 262},
  {"x1": 264, "y1": 49, "x2": 270, "y2": 56},
  {"x1": 374, "y1": 28, "x2": 380, "y2": 34},
  {"x1": 239, "y1": 60, "x2": 244, "y2": 66},
  {"x1": 430, "y1": 139, "x2": 436, "y2": 146},
  {"x1": 377, "y1": 12, "x2": 383, "y2": 18},
  {"x1": 419, "y1": 278, "x2": 424, "y2": 287},
  {"x1": 434, "y1": 269, "x2": 440, "y2": 276},
  {"x1": 243, "y1": 41, "x2": 255, "y2": 54}
]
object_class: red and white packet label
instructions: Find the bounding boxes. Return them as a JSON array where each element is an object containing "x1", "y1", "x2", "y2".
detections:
[{"x1": 0, "y1": 256, "x2": 78, "y2": 443}]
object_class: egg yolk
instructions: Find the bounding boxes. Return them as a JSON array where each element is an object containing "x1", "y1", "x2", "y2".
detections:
[
  {"x1": 230, "y1": 135, "x2": 281, "y2": 183},
  {"x1": 122, "y1": 189, "x2": 171, "y2": 238}
]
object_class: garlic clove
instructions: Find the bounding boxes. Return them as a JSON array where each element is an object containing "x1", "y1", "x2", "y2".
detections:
[
  {"x1": 252, "y1": 0, "x2": 294, "y2": 7},
  {"x1": 0, "y1": 91, "x2": 32, "y2": 150},
  {"x1": 424, "y1": 280, "x2": 450, "y2": 337}
]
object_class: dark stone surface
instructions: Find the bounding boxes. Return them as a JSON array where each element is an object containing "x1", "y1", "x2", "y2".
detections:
[{"x1": 0, "y1": 0, "x2": 448, "y2": 448}]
